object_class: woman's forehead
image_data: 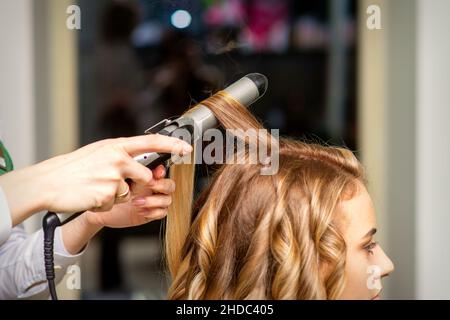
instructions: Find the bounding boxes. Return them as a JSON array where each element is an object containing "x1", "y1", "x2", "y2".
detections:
[{"x1": 336, "y1": 186, "x2": 377, "y2": 243}]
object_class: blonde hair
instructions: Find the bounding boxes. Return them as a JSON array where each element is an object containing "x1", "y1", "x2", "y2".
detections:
[{"x1": 165, "y1": 91, "x2": 366, "y2": 299}]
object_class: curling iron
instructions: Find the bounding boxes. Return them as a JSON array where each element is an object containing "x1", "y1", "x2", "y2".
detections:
[
  {"x1": 42, "y1": 73, "x2": 268, "y2": 300},
  {"x1": 134, "y1": 73, "x2": 268, "y2": 168}
]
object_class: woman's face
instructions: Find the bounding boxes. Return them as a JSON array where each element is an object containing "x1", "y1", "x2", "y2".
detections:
[{"x1": 337, "y1": 184, "x2": 394, "y2": 300}]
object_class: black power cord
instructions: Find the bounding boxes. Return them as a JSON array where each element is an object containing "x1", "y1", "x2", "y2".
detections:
[{"x1": 43, "y1": 210, "x2": 83, "y2": 300}]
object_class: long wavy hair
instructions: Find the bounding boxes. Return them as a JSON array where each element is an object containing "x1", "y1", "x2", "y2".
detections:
[{"x1": 164, "y1": 91, "x2": 366, "y2": 299}]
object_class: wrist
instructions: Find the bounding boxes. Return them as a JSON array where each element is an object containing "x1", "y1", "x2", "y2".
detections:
[
  {"x1": 0, "y1": 165, "x2": 50, "y2": 226},
  {"x1": 79, "y1": 211, "x2": 104, "y2": 233},
  {"x1": 61, "y1": 213, "x2": 103, "y2": 255},
  {"x1": 30, "y1": 159, "x2": 57, "y2": 211}
]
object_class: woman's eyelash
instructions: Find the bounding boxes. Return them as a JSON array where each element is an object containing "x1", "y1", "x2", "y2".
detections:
[{"x1": 364, "y1": 241, "x2": 378, "y2": 254}]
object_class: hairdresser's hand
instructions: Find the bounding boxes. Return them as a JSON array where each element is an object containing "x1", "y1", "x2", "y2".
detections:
[
  {"x1": 0, "y1": 134, "x2": 192, "y2": 227},
  {"x1": 84, "y1": 165, "x2": 174, "y2": 227},
  {"x1": 60, "y1": 165, "x2": 174, "y2": 254}
]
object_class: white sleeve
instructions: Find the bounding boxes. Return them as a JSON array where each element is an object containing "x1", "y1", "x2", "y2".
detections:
[
  {"x1": 0, "y1": 224, "x2": 87, "y2": 299},
  {"x1": 0, "y1": 186, "x2": 12, "y2": 246}
]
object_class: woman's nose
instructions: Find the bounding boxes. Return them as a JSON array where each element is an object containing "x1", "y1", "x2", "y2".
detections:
[{"x1": 379, "y1": 247, "x2": 395, "y2": 277}]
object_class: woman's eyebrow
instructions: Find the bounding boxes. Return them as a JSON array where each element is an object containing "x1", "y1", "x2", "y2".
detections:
[{"x1": 362, "y1": 228, "x2": 377, "y2": 240}]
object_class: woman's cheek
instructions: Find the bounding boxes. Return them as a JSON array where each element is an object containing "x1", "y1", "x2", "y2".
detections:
[{"x1": 341, "y1": 250, "x2": 373, "y2": 299}]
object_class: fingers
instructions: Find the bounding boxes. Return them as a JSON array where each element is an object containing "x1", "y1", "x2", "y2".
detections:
[
  {"x1": 128, "y1": 167, "x2": 173, "y2": 224},
  {"x1": 142, "y1": 208, "x2": 168, "y2": 221},
  {"x1": 132, "y1": 194, "x2": 172, "y2": 209},
  {"x1": 118, "y1": 134, "x2": 193, "y2": 157},
  {"x1": 152, "y1": 165, "x2": 166, "y2": 179},
  {"x1": 114, "y1": 180, "x2": 131, "y2": 204},
  {"x1": 72, "y1": 138, "x2": 114, "y2": 157},
  {"x1": 121, "y1": 159, "x2": 170, "y2": 188},
  {"x1": 121, "y1": 157, "x2": 154, "y2": 186},
  {"x1": 132, "y1": 193, "x2": 172, "y2": 223},
  {"x1": 120, "y1": 145, "x2": 171, "y2": 187},
  {"x1": 148, "y1": 178, "x2": 175, "y2": 195}
]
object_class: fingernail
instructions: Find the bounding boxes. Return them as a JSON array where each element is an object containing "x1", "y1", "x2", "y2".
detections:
[{"x1": 132, "y1": 197, "x2": 146, "y2": 206}]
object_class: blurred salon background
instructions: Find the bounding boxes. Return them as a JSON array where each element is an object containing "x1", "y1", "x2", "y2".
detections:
[{"x1": 0, "y1": 0, "x2": 449, "y2": 299}]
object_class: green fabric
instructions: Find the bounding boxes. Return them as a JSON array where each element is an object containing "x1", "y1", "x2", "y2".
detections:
[{"x1": 0, "y1": 141, "x2": 14, "y2": 176}]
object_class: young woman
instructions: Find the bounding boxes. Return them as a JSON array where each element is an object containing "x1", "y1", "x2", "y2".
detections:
[{"x1": 164, "y1": 91, "x2": 394, "y2": 300}]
